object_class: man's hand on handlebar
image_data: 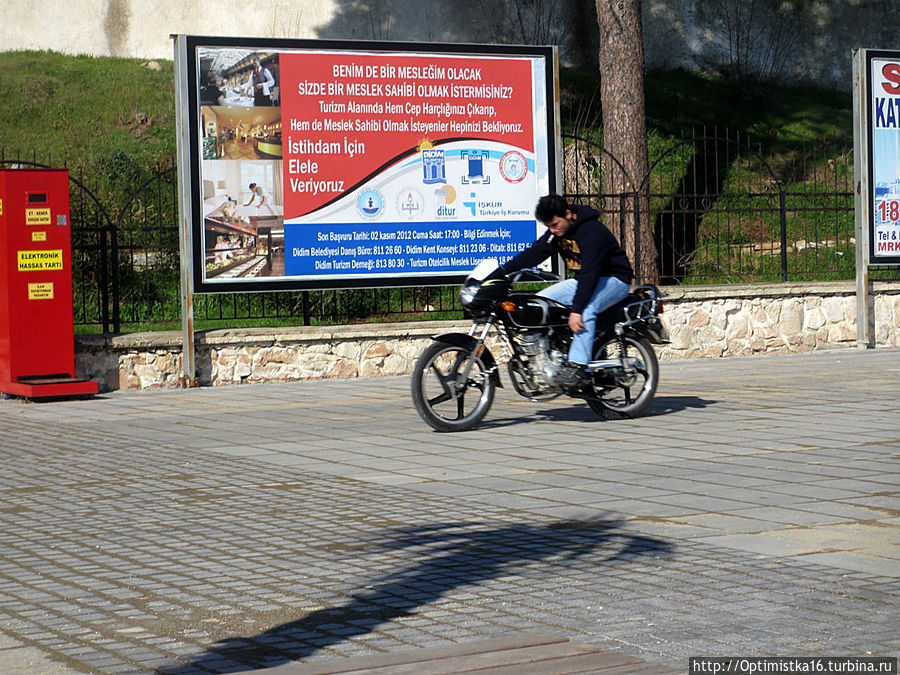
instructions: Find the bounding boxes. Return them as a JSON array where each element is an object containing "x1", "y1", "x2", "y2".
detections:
[{"x1": 510, "y1": 267, "x2": 560, "y2": 284}]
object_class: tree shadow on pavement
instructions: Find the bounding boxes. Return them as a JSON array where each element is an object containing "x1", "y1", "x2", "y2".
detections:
[{"x1": 158, "y1": 518, "x2": 672, "y2": 673}]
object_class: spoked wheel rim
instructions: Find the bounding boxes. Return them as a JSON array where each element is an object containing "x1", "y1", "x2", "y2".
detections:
[
  {"x1": 588, "y1": 335, "x2": 658, "y2": 418},
  {"x1": 413, "y1": 343, "x2": 495, "y2": 431}
]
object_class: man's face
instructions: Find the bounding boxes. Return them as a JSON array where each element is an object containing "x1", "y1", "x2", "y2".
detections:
[{"x1": 544, "y1": 209, "x2": 575, "y2": 237}]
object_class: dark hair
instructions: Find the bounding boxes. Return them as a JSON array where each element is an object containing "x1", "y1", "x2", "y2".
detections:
[
  {"x1": 534, "y1": 194, "x2": 571, "y2": 223},
  {"x1": 248, "y1": 183, "x2": 257, "y2": 189}
]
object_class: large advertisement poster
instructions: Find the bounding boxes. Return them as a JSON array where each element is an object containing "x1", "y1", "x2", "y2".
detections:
[
  {"x1": 178, "y1": 36, "x2": 557, "y2": 292},
  {"x1": 868, "y1": 51, "x2": 900, "y2": 264}
]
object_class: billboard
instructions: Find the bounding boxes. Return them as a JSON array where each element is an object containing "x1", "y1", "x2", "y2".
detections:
[
  {"x1": 863, "y1": 49, "x2": 900, "y2": 264},
  {"x1": 174, "y1": 36, "x2": 559, "y2": 293}
]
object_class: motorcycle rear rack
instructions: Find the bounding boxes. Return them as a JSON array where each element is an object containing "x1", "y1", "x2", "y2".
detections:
[{"x1": 614, "y1": 285, "x2": 668, "y2": 341}]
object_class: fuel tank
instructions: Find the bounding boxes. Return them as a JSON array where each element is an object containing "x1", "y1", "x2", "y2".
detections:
[{"x1": 501, "y1": 293, "x2": 570, "y2": 328}]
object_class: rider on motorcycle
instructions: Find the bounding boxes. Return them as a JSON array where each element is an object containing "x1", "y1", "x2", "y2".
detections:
[{"x1": 501, "y1": 194, "x2": 634, "y2": 388}]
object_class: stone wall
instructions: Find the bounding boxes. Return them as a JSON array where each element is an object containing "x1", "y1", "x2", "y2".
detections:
[
  {"x1": 74, "y1": 282, "x2": 900, "y2": 391},
  {"x1": 654, "y1": 282, "x2": 900, "y2": 359}
]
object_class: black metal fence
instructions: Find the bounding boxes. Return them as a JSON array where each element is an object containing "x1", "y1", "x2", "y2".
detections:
[
  {"x1": 2, "y1": 130, "x2": 893, "y2": 333},
  {"x1": 562, "y1": 129, "x2": 862, "y2": 284}
]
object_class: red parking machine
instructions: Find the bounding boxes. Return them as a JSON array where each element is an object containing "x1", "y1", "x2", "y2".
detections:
[{"x1": 0, "y1": 169, "x2": 98, "y2": 397}]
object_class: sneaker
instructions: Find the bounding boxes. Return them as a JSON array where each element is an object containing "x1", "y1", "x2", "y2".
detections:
[{"x1": 556, "y1": 362, "x2": 588, "y2": 388}]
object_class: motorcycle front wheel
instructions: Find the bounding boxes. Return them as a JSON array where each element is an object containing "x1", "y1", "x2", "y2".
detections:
[
  {"x1": 587, "y1": 334, "x2": 658, "y2": 419},
  {"x1": 411, "y1": 341, "x2": 496, "y2": 432}
]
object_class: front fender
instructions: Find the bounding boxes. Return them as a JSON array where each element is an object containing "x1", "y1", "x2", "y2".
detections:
[{"x1": 431, "y1": 333, "x2": 503, "y2": 388}]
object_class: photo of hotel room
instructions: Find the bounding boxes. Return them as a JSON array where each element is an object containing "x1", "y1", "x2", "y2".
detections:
[
  {"x1": 201, "y1": 106, "x2": 282, "y2": 160},
  {"x1": 201, "y1": 160, "x2": 286, "y2": 279}
]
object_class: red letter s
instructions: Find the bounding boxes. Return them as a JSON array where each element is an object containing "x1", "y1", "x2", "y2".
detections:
[{"x1": 882, "y1": 64, "x2": 900, "y2": 94}]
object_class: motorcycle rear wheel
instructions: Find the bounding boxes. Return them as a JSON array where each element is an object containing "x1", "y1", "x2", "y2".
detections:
[
  {"x1": 411, "y1": 341, "x2": 496, "y2": 432},
  {"x1": 587, "y1": 334, "x2": 658, "y2": 419}
]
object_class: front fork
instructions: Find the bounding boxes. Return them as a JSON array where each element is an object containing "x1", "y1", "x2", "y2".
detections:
[
  {"x1": 430, "y1": 319, "x2": 503, "y2": 392},
  {"x1": 457, "y1": 318, "x2": 495, "y2": 389}
]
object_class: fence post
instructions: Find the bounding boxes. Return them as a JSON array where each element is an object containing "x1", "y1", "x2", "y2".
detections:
[
  {"x1": 632, "y1": 191, "x2": 642, "y2": 283},
  {"x1": 302, "y1": 291, "x2": 311, "y2": 326},
  {"x1": 99, "y1": 221, "x2": 110, "y2": 335},
  {"x1": 109, "y1": 220, "x2": 120, "y2": 333},
  {"x1": 778, "y1": 189, "x2": 788, "y2": 282}
]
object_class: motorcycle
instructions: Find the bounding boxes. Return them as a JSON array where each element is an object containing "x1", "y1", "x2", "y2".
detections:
[{"x1": 411, "y1": 259, "x2": 669, "y2": 432}]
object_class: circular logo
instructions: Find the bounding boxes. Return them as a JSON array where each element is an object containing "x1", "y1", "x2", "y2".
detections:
[
  {"x1": 436, "y1": 184, "x2": 457, "y2": 204},
  {"x1": 499, "y1": 150, "x2": 528, "y2": 183},
  {"x1": 357, "y1": 189, "x2": 384, "y2": 219},
  {"x1": 396, "y1": 188, "x2": 424, "y2": 219}
]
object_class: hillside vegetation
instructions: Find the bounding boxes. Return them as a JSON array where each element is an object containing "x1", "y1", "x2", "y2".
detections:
[{"x1": 0, "y1": 51, "x2": 853, "y2": 170}]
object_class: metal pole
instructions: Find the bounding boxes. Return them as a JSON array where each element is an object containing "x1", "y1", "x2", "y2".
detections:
[
  {"x1": 173, "y1": 34, "x2": 198, "y2": 383},
  {"x1": 852, "y1": 49, "x2": 875, "y2": 348}
]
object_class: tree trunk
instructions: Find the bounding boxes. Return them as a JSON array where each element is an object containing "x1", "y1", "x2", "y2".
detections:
[{"x1": 596, "y1": 0, "x2": 658, "y2": 283}]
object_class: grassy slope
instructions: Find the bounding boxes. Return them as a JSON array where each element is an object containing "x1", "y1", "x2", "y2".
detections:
[{"x1": 0, "y1": 51, "x2": 175, "y2": 167}]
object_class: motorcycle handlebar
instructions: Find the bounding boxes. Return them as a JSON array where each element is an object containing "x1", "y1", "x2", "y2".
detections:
[{"x1": 509, "y1": 267, "x2": 560, "y2": 284}]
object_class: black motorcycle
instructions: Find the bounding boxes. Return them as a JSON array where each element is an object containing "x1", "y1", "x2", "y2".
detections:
[{"x1": 411, "y1": 259, "x2": 669, "y2": 432}]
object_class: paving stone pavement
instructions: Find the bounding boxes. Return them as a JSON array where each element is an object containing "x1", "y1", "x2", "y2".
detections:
[{"x1": 0, "y1": 348, "x2": 897, "y2": 674}]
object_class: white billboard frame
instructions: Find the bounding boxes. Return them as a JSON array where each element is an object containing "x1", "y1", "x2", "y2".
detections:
[{"x1": 852, "y1": 48, "x2": 900, "y2": 348}]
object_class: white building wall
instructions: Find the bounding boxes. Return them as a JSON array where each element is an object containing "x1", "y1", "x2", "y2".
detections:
[
  {"x1": 1, "y1": 0, "x2": 897, "y2": 90},
  {"x1": 0, "y1": 0, "x2": 338, "y2": 59}
]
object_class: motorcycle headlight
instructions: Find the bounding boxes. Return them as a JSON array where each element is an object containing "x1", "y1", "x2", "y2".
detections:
[{"x1": 459, "y1": 285, "x2": 478, "y2": 306}]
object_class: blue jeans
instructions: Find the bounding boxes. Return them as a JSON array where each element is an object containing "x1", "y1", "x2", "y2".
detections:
[{"x1": 537, "y1": 277, "x2": 631, "y2": 364}]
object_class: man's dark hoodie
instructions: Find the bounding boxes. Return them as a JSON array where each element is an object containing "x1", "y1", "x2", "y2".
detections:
[{"x1": 502, "y1": 205, "x2": 633, "y2": 314}]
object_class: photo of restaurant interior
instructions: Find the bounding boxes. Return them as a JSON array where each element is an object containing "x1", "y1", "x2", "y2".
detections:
[
  {"x1": 201, "y1": 160, "x2": 285, "y2": 279},
  {"x1": 201, "y1": 106, "x2": 282, "y2": 160},
  {"x1": 199, "y1": 50, "x2": 280, "y2": 107}
]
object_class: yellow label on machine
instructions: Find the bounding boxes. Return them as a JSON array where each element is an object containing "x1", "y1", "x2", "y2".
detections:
[
  {"x1": 17, "y1": 249, "x2": 63, "y2": 271},
  {"x1": 25, "y1": 208, "x2": 51, "y2": 225},
  {"x1": 27, "y1": 282, "x2": 54, "y2": 300},
  {"x1": 0, "y1": 198, "x2": 3, "y2": 216},
  {"x1": 31, "y1": 231, "x2": 47, "y2": 242}
]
